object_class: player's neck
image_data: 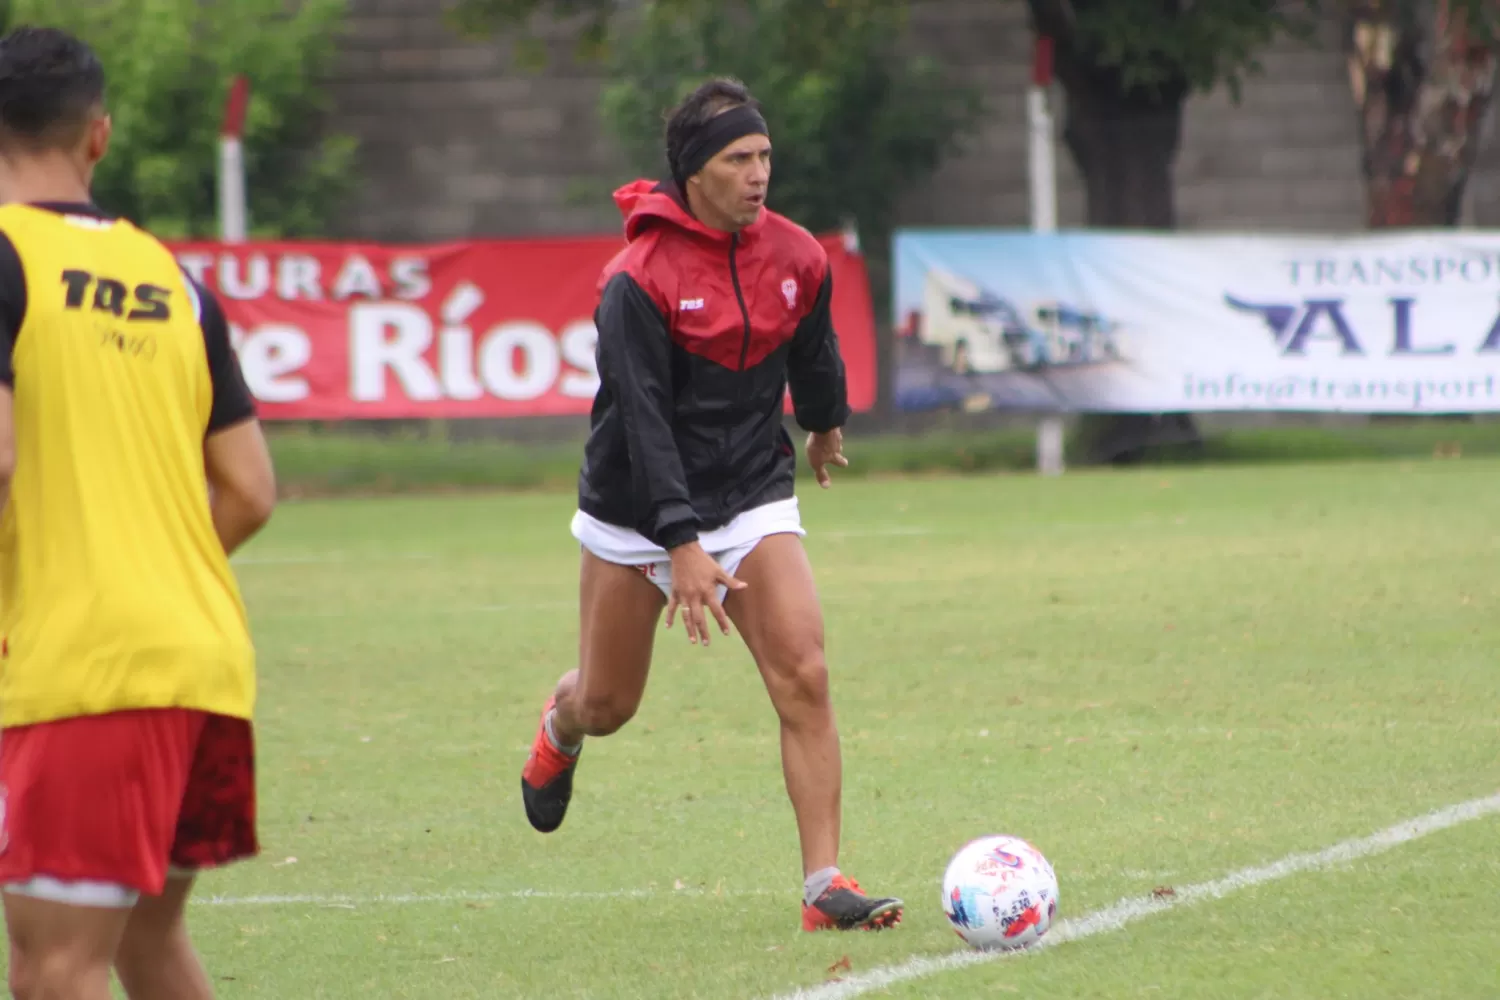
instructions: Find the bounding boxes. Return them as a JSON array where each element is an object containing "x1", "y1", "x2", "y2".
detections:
[{"x1": 0, "y1": 155, "x2": 93, "y2": 208}]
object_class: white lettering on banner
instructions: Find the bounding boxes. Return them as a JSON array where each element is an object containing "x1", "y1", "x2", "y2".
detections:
[
  {"x1": 178, "y1": 253, "x2": 212, "y2": 286},
  {"x1": 230, "y1": 324, "x2": 311, "y2": 402},
  {"x1": 439, "y1": 283, "x2": 486, "y2": 401},
  {"x1": 333, "y1": 255, "x2": 384, "y2": 301},
  {"x1": 278, "y1": 256, "x2": 323, "y2": 300},
  {"x1": 559, "y1": 319, "x2": 601, "y2": 398},
  {"x1": 391, "y1": 257, "x2": 432, "y2": 300},
  {"x1": 175, "y1": 252, "x2": 434, "y2": 303},
  {"x1": 219, "y1": 254, "x2": 271, "y2": 300},
  {"x1": 349, "y1": 303, "x2": 443, "y2": 401},
  {"x1": 345, "y1": 298, "x2": 596, "y2": 404},
  {"x1": 480, "y1": 321, "x2": 561, "y2": 400}
]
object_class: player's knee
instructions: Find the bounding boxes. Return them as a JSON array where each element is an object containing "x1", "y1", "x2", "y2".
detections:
[
  {"x1": 7, "y1": 948, "x2": 32, "y2": 1000},
  {"x1": 770, "y1": 649, "x2": 830, "y2": 719},
  {"x1": 113, "y1": 923, "x2": 169, "y2": 981},
  {"x1": 11, "y1": 947, "x2": 96, "y2": 1000},
  {"x1": 575, "y1": 689, "x2": 639, "y2": 736},
  {"x1": 114, "y1": 924, "x2": 190, "y2": 998}
]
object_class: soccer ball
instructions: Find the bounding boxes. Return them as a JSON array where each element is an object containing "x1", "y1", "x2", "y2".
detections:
[{"x1": 941, "y1": 834, "x2": 1059, "y2": 951}]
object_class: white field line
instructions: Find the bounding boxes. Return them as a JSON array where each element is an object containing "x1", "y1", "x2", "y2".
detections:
[
  {"x1": 231, "y1": 525, "x2": 936, "y2": 567},
  {"x1": 257, "y1": 601, "x2": 576, "y2": 620},
  {"x1": 197, "y1": 886, "x2": 782, "y2": 908},
  {"x1": 232, "y1": 552, "x2": 436, "y2": 566},
  {"x1": 196, "y1": 867, "x2": 1187, "y2": 910},
  {"x1": 817, "y1": 527, "x2": 934, "y2": 540},
  {"x1": 769, "y1": 791, "x2": 1500, "y2": 1000}
]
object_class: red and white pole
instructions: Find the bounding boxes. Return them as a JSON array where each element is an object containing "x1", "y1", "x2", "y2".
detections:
[
  {"x1": 1028, "y1": 36, "x2": 1057, "y2": 235},
  {"x1": 218, "y1": 75, "x2": 250, "y2": 244},
  {"x1": 1028, "y1": 36, "x2": 1066, "y2": 475}
]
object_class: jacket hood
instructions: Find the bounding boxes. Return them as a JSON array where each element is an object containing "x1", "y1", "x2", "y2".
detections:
[{"x1": 612, "y1": 178, "x2": 767, "y2": 244}]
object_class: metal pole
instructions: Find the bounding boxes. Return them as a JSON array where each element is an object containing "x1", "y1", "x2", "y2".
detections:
[
  {"x1": 1028, "y1": 37, "x2": 1065, "y2": 476},
  {"x1": 219, "y1": 75, "x2": 250, "y2": 244}
]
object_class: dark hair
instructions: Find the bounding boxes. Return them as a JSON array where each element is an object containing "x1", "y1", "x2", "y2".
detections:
[
  {"x1": 665, "y1": 77, "x2": 760, "y2": 179},
  {"x1": 0, "y1": 26, "x2": 106, "y2": 150}
]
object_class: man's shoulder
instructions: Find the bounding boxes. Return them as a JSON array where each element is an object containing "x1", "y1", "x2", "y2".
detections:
[
  {"x1": 759, "y1": 209, "x2": 828, "y2": 278},
  {"x1": 598, "y1": 228, "x2": 675, "y2": 311}
]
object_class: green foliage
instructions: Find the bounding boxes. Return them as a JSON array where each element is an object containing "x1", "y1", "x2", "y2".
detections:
[
  {"x1": 1035, "y1": 0, "x2": 1316, "y2": 99},
  {"x1": 447, "y1": 0, "x2": 617, "y2": 66},
  {"x1": 1347, "y1": 0, "x2": 1500, "y2": 43},
  {"x1": 594, "y1": 0, "x2": 982, "y2": 244},
  {"x1": 9, "y1": 0, "x2": 356, "y2": 239},
  {"x1": 447, "y1": 0, "x2": 979, "y2": 241},
  {"x1": 1053, "y1": 0, "x2": 1499, "y2": 102}
]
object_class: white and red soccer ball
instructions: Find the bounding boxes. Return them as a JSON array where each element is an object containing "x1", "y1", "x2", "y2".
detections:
[{"x1": 941, "y1": 834, "x2": 1059, "y2": 951}]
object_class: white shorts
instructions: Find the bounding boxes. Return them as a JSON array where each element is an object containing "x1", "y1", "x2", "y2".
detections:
[
  {"x1": 571, "y1": 497, "x2": 806, "y2": 604},
  {"x1": 1, "y1": 865, "x2": 200, "y2": 909},
  {"x1": 2, "y1": 875, "x2": 139, "y2": 908}
]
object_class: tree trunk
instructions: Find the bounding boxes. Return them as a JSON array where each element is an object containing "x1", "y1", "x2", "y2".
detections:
[
  {"x1": 1064, "y1": 91, "x2": 1184, "y2": 229},
  {"x1": 1028, "y1": 0, "x2": 1204, "y2": 463},
  {"x1": 1348, "y1": 0, "x2": 1498, "y2": 227}
]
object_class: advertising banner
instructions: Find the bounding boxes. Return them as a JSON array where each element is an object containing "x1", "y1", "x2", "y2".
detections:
[
  {"x1": 171, "y1": 234, "x2": 879, "y2": 420},
  {"x1": 893, "y1": 229, "x2": 1500, "y2": 413}
]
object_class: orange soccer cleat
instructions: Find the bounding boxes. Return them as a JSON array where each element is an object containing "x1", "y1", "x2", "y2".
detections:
[
  {"x1": 801, "y1": 874, "x2": 904, "y2": 932},
  {"x1": 521, "y1": 695, "x2": 580, "y2": 834}
]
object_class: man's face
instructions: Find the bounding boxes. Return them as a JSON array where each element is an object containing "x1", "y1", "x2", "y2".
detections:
[{"x1": 691, "y1": 133, "x2": 771, "y2": 231}]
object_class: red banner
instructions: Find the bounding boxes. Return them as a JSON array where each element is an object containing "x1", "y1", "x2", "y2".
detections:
[{"x1": 169, "y1": 235, "x2": 879, "y2": 420}]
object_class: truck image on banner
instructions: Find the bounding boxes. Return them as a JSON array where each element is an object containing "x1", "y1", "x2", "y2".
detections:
[{"x1": 915, "y1": 265, "x2": 1123, "y2": 375}]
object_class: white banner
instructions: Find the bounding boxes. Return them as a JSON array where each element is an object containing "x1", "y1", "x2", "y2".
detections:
[{"x1": 892, "y1": 229, "x2": 1500, "y2": 413}]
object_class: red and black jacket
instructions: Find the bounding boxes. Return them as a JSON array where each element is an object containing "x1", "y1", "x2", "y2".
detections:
[{"x1": 578, "y1": 179, "x2": 850, "y2": 550}]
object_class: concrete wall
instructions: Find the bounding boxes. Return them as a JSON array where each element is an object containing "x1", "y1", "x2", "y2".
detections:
[{"x1": 326, "y1": 0, "x2": 1500, "y2": 242}]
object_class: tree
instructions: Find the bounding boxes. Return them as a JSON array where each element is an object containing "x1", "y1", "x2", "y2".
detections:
[
  {"x1": 1024, "y1": 1, "x2": 1493, "y2": 457},
  {"x1": 453, "y1": 0, "x2": 983, "y2": 418},
  {"x1": 1024, "y1": 1, "x2": 1317, "y2": 229},
  {"x1": 1346, "y1": 0, "x2": 1499, "y2": 227},
  {"x1": 10, "y1": 0, "x2": 357, "y2": 238},
  {"x1": 454, "y1": 0, "x2": 979, "y2": 243},
  {"x1": 1022, "y1": 1, "x2": 1325, "y2": 460},
  {"x1": 597, "y1": 3, "x2": 980, "y2": 240}
]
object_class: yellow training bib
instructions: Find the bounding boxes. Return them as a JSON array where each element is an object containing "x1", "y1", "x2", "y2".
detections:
[{"x1": 0, "y1": 203, "x2": 255, "y2": 727}]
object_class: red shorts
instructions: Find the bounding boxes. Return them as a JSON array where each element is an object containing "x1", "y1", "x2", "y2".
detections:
[{"x1": 0, "y1": 708, "x2": 258, "y2": 899}]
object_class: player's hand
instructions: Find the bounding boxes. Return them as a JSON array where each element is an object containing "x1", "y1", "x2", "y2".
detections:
[
  {"x1": 806, "y1": 428, "x2": 849, "y2": 489},
  {"x1": 664, "y1": 541, "x2": 746, "y2": 646}
]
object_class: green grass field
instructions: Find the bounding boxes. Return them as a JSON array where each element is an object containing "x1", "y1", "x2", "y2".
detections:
[{"x1": 173, "y1": 456, "x2": 1500, "y2": 998}]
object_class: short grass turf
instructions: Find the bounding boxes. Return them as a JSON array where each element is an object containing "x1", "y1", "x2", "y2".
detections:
[{"x1": 33, "y1": 456, "x2": 1500, "y2": 998}]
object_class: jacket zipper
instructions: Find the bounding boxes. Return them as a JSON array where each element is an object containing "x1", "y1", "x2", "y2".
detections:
[
  {"x1": 716, "y1": 233, "x2": 756, "y2": 520},
  {"x1": 728, "y1": 233, "x2": 752, "y2": 371}
]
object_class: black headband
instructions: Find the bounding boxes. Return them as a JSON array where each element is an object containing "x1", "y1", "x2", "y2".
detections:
[{"x1": 671, "y1": 104, "x2": 769, "y2": 187}]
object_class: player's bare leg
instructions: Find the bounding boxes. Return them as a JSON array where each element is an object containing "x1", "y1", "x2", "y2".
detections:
[
  {"x1": 521, "y1": 548, "x2": 666, "y2": 833},
  {"x1": 114, "y1": 874, "x2": 214, "y2": 1000},
  {"x1": 4, "y1": 889, "x2": 131, "y2": 1000},
  {"x1": 726, "y1": 533, "x2": 903, "y2": 931}
]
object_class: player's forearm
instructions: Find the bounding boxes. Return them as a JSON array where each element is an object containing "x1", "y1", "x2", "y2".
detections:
[
  {"x1": 791, "y1": 371, "x2": 849, "y2": 433},
  {"x1": 209, "y1": 487, "x2": 273, "y2": 556},
  {"x1": 787, "y1": 274, "x2": 850, "y2": 432},
  {"x1": 202, "y1": 420, "x2": 276, "y2": 556},
  {"x1": 629, "y1": 429, "x2": 699, "y2": 548},
  {"x1": 790, "y1": 352, "x2": 849, "y2": 432}
]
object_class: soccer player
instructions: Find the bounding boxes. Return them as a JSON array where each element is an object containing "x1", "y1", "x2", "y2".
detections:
[
  {"x1": 0, "y1": 26, "x2": 276, "y2": 1000},
  {"x1": 522, "y1": 77, "x2": 903, "y2": 932}
]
